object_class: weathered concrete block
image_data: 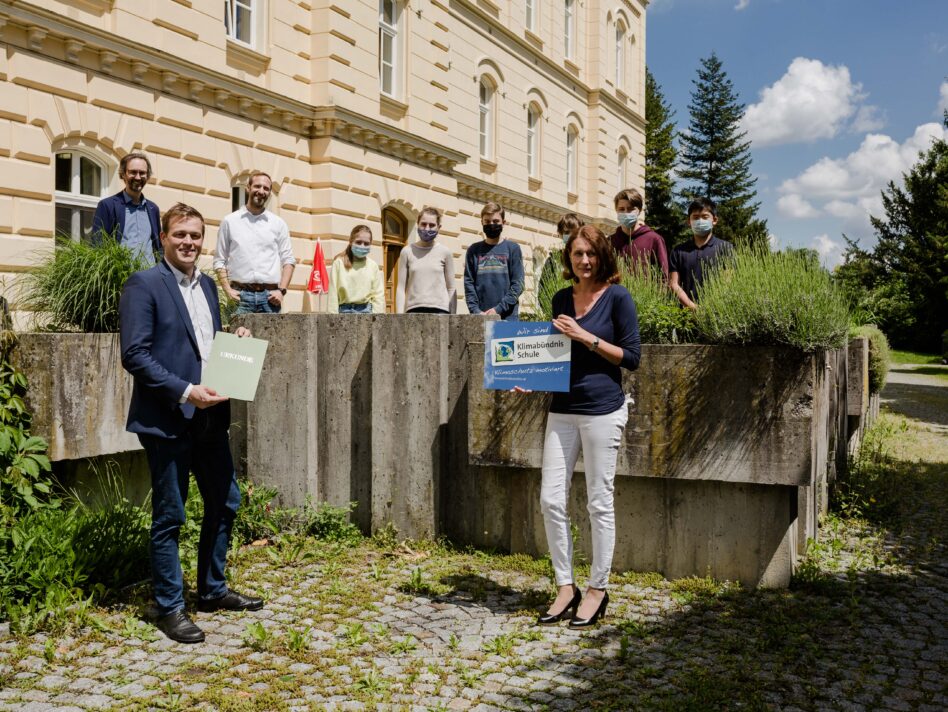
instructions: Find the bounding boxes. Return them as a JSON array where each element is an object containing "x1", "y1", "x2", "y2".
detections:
[
  {"x1": 10, "y1": 333, "x2": 140, "y2": 461},
  {"x1": 469, "y1": 344, "x2": 817, "y2": 487},
  {"x1": 847, "y1": 337, "x2": 869, "y2": 417}
]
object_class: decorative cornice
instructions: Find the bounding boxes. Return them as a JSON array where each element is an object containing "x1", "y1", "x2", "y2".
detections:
[{"x1": 455, "y1": 173, "x2": 596, "y2": 226}]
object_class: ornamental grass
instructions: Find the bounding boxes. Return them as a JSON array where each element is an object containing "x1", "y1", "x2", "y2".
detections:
[{"x1": 20, "y1": 235, "x2": 151, "y2": 333}]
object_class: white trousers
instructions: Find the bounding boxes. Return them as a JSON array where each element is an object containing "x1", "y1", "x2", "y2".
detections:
[{"x1": 540, "y1": 403, "x2": 629, "y2": 589}]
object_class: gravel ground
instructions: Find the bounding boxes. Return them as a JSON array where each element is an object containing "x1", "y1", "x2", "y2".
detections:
[{"x1": 0, "y1": 370, "x2": 945, "y2": 711}]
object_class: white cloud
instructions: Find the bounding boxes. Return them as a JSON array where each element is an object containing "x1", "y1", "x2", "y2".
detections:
[
  {"x1": 939, "y1": 81, "x2": 948, "y2": 115},
  {"x1": 776, "y1": 194, "x2": 820, "y2": 218},
  {"x1": 811, "y1": 234, "x2": 845, "y2": 269},
  {"x1": 767, "y1": 233, "x2": 780, "y2": 251},
  {"x1": 734, "y1": 0, "x2": 750, "y2": 10},
  {"x1": 742, "y1": 58, "x2": 882, "y2": 147},
  {"x1": 778, "y1": 122, "x2": 948, "y2": 240},
  {"x1": 851, "y1": 105, "x2": 886, "y2": 133}
]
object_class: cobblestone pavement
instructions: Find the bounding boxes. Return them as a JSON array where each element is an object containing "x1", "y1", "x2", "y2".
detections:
[{"x1": 1, "y1": 388, "x2": 946, "y2": 710}]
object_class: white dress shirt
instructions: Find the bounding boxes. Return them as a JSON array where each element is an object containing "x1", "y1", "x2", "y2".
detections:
[
  {"x1": 168, "y1": 263, "x2": 215, "y2": 402},
  {"x1": 212, "y1": 207, "x2": 296, "y2": 284}
]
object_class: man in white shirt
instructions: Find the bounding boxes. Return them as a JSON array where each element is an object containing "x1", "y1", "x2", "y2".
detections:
[{"x1": 213, "y1": 172, "x2": 296, "y2": 314}]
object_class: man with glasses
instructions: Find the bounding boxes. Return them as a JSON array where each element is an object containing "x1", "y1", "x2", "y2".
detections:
[{"x1": 91, "y1": 152, "x2": 161, "y2": 264}]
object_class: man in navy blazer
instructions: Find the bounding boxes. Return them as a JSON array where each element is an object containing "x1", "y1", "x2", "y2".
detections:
[
  {"x1": 92, "y1": 152, "x2": 161, "y2": 263},
  {"x1": 120, "y1": 202, "x2": 263, "y2": 644}
]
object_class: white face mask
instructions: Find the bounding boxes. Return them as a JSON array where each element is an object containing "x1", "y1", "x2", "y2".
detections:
[{"x1": 691, "y1": 218, "x2": 713, "y2": 237}]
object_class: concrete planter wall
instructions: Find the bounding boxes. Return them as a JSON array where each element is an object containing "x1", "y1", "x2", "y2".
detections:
[
  {"x1": 234, "y1": 314, "x2": 858, "y2": 588},
  {"x1": 9, "y1": 322, "x2": 873, "y2": 588}
]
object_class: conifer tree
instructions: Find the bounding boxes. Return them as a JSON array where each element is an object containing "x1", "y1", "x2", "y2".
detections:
[
  {"x1": 644, "y1": 68, "x2": 685, "y2": 244},
  {"x1": 679, "y1": 52, "x2": 767, "y2": 247}
]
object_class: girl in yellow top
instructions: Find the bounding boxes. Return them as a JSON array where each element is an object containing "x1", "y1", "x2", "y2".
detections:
[{"x1": 328, "y1": 225, "x2": 386, "y2": 313}]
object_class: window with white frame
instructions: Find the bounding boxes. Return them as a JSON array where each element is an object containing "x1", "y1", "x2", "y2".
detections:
[
  {"x1": 615, "y1": 22, "x2": 626, "y2": 89},
  {"x1": 566, "y1": 126, "x2": 578, "y2": 195},
  {"x1": 525, "y1": 0, "x2": 537, "y2": 33},
  {"x1": 231, "y1": 184, "x2": 247, "y2": 211},
  {"x1": 479, "y1": 79, "x2": 494, "y2": 160},
  {"x1": 54, "y1": 151, "x2": 106, "y2": 242},
  {"x1": 225, "y1": 0, "x2": 256, "y2": 46},
  {"x1": 618, "y1": 146, "x2": 628, "y2": 191},
  {"x1": 379, "y1": 0, "x2": 400, "y2": 97},
  {"x1": 527, "y1": 105, "x2": 540, "y2": 178},
  {"x1": 564, "y1": 0, "x2": 575, "y2": 60}
]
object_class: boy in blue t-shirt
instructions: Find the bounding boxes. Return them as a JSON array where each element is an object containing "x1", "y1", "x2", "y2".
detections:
[{"x1": 463, "y1": 202, "x2": 525, "y2": 320}]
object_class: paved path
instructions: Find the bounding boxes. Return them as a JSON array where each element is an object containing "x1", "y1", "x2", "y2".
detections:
[{"x1": 0, "y1": 369, "x2": 946, "y2": 711}]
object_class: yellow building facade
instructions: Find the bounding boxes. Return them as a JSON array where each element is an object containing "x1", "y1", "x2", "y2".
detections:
[{"x1": 0, "y1": 0, "x2": 647, "y2": 322}]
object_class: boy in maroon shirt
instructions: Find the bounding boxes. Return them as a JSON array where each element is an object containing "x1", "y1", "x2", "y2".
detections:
[{"x1": 609, "y1": 188, "x2": 669, "y2": 282}]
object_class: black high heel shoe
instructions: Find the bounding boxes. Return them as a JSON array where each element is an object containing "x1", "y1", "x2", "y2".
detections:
[
  {"x1": 569, "y1": 590, "x2": 608, "y2": 628},
  {"x1": 537, "y1": 586, "x2": 581, "y2": 626}
]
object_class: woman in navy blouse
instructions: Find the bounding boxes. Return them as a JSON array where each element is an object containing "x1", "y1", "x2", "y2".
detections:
[{"x1": 535, "y1": 225, "x2": 640, "y2": 628}]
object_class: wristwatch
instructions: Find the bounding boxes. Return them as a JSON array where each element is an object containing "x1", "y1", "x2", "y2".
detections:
[
  {"x1": 588, "y1": 337, "x2": 600, "y2": 351},
  {"x1": 279, "y1": 288, "x2": 287, "y2": 295}
]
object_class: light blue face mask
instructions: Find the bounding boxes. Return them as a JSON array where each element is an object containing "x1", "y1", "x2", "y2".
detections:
[
  {"x1": 691, "y1": 218, "x2": 713, "y2": 236},
  {"x1": 351, "y1": 244, "x2": 370, "y2": 258},
  {"x1": 560, "y1": 233, "x2": 570, "y2": 244},
  {"x1": 617, "y1": 211, "x2": 639, "y2": 228}
]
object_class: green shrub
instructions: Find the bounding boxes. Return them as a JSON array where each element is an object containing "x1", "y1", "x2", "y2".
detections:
[
  {"x1": 833, "y1": 415, "x2": 905, "y2": 521},
  {"x1": 534, "y1": 250, "x2": 569, "y2": 321},
  {"x1": 619, "y1": 263, "x2": 695, "y2": 343},
  {"x1": 20, "y1": 235, "x2": 151, "y2": 333},
  {"x1": 694, "y1": 244, "x2": 850, "y2": 351},
  {"x1": 0, "y1": 360, "x2": 56, "y2": 526},
  {"x1": 303, "y1": 500, "x2": 363, "y2": 543},
  {"x1": 851, "y1": 324, "x2": 891, "y2": 394}
]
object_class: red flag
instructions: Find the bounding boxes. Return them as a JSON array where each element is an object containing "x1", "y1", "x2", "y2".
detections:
[{"x1": 306, "y1": 238, "x2": 330, "y2": 294}]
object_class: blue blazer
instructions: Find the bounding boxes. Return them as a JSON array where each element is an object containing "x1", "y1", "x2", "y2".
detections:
[
  {"x1": 92, "y1": 191, "x2": 162, "y2": 254},
  {"x1": 119, "y1": 261, "x2": 229, "y2": 438}
]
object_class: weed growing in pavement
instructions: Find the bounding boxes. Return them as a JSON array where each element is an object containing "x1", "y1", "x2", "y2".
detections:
[
  {"x1": 243, "y1": 620, "x2": 272, "y2": 651},
  {"x1": 286, "y1": 626, "x2": 310, "y2": 653},
  {"x1": 342, "y1": 622, "x2": 368, "y2": 647},
  {"x1": 353, "y1": 668, "x2": 389, "y2": 697},
  {"x1": 389, "y1": 635, "x2": 417, "y2": 654}
]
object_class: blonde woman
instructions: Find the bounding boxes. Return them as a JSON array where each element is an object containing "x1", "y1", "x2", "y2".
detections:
[
  {"x1": 395, "y1": 207, "x2": 456, "y2": 314},
  {"x1": 328, "y1": 225, "x2": 386, "y2": 313}
]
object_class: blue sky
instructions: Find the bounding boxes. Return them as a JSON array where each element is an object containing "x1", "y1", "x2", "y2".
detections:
[{"x1": 646, "y1": 0, "x2": 948, "y2": 266}]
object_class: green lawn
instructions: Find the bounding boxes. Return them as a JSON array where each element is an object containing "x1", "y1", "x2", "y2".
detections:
[{"x1": 889, "y1": 349, "x2": 942, "y2": 365}]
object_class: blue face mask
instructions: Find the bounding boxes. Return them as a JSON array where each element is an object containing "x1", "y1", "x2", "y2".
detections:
[
  {"x1": 691, "y1": 218, "x2": 713, "y2": 237},
  {"x1": 351, "y1": 244, "x2": 370, "y2": 258},
  {"x1": 617, "y1": 211, "x2": 639, "y2": 228},
  {"x1": 418, "y1": 227, "x2": 438, "y2": 242},
  {"x1": 560, "y1": 233, "x2": 570, "y2": 244}
]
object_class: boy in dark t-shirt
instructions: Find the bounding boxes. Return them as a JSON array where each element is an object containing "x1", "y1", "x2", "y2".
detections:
[
  {"x1": 669, "y1": 197, "x2": 733, "y2": 309},
  {"x1": 463, "y1": 202, "x2": 525, "y2": 320}
]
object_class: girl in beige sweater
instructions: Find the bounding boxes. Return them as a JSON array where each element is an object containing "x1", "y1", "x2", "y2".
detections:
[{"x1": 395, "y1": 206, "x2": 456, "y2": 314}]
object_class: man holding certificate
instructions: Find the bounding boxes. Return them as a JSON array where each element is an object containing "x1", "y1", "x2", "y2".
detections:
[{"x1": 119, "y1": 203, "x2": 263, "y2": 644}]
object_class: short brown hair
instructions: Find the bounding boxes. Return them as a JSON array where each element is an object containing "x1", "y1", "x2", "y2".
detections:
[
  {"x1": 247, "y1": 171, "x2": 272, "y2": 187},
  {"x1": 613, "y1": 188, "x2": 643, "y2": 211},
  {"x1": 161, "y1": 203, "x2": 205, "y2": 235},
  {"x1": 480, "y1": 201, "x2": 505, "y2": 221},
  {"x1": 417, "y1": 206, "x2": 442, "y2": 225},
  {"x1": 562, "y1": 225, "x2": 620, "y2": 285},
  {"x1": 120, "y1": 152, "x2": 152, "y2": 179},
  {"x1": 556, "y1": 213, "x2": 584, "y2": 237}
]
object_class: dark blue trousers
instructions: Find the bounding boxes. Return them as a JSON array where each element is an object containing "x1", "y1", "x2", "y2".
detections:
[{"x1": 139, "y1": 409, "x2": 240, "y2": 616}]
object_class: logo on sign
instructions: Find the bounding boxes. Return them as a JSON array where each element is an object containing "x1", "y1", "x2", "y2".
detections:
[{"x1": 494, "y1": 340, "x2": 515, "y2": 363}]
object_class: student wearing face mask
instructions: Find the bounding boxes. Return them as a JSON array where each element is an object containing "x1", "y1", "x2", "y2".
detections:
[
  {"x1": 669, "y1": 197, "x2": 733, "y2": 310},
  {"x1": 328, "y1": 225, "x2": 386, "y2": 314},
  {"x1": 538, "y1": 213, "x2": 585, "y2": 301},
  {"x1": 395, "y1": 206, "x2": 457, "y2": 314},
  {"x1": 609, "y1": 189, "x2": 669, "y2": 281},
  {"x1": 463, "y1": 202, "x2": 524, "y2": 320}
]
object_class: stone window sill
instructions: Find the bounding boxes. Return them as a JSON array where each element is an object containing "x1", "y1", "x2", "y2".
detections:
[
  {"x1": 226, "y1": 38, "x2": 270, "y2": 72},
  {"x1": 480, "y1": 157, "x2": 497, "y2": 174},
  {"x1": 380, "y1": 93, "x2": 409, "y2": 119},
  {"x1": 564, "y1": 58, "x2": 580, "y2": 76},
  {"x1": 528, "y1": 177, "x2": 542, "y2": 191},
  {"x1": 525, "y1": 29, "x2": 543, "y2": 49}
]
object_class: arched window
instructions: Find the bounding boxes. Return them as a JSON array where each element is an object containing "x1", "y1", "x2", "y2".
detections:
[
  {"x1": 379, "y1": 0, "x2": 401, "y2": 97},
  {"x1": 618, "y1": 146, "x2": 628, "y2": 192},
  {"x1": 54, "y1": 150, "x2": 107, "y2": 242},
  {"x1": 564, "y1": 0, "x2": 575, "y2": 60},
  {"x1": 527, "y1": 104, "x2": 541, "y2": 178},
  {"x1": 615, "y1": 21, "x2": 626, "y2": 89},
  {"x1": 566, "y1": 126, "x2": 578, "y2": 195},
  {"x1": 479, "y1": 78, "x2": 495, "y2": 160}
]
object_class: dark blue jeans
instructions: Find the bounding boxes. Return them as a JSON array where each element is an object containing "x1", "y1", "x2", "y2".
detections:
[
  {"x1": 139, "y1": 411, "x2": 241, "y2": 616},
  {"x1": 235, "y1": 290, "x2": 281, "y2": 314},
  {"x1": 339, "y1": 302, "x2": 372, "y2": 314}
]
